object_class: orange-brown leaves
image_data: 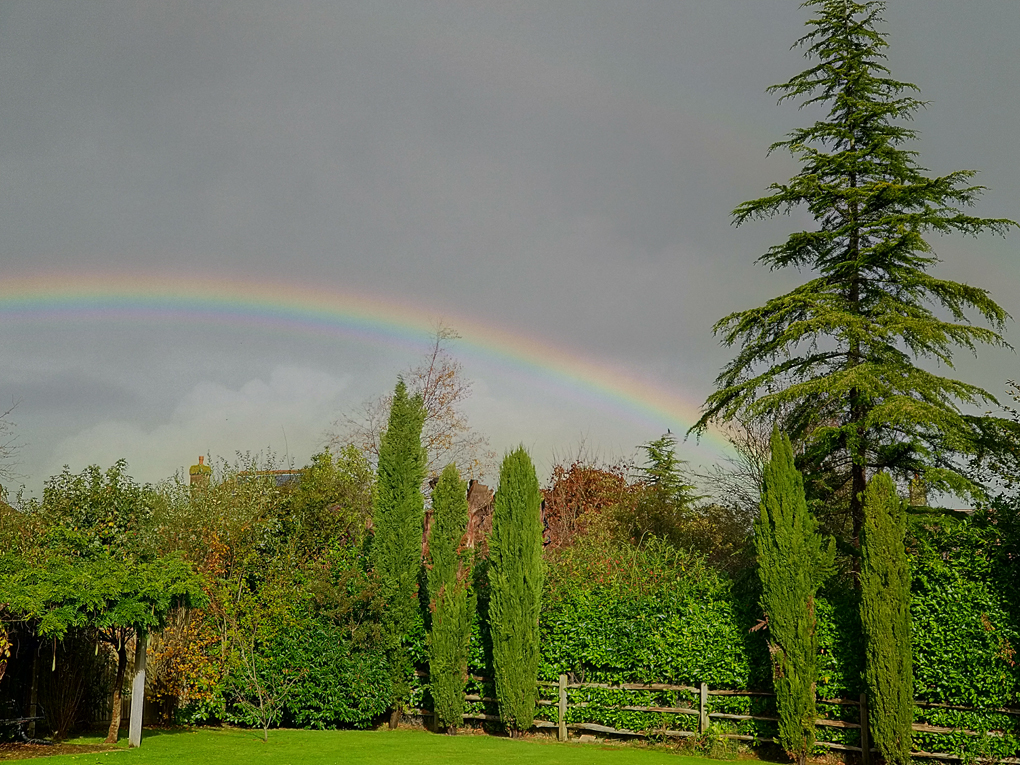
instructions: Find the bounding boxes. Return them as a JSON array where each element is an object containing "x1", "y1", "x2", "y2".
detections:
[{"x1": 542, "y1": 461, "x2": 631, "y2": 548}]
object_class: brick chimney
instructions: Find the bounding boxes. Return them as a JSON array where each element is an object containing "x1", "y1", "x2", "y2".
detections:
[{"x1": 189, "y1": 455, "x2": 212, "y2": 488}]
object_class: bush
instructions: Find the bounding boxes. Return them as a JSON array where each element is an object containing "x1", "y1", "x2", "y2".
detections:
[{"x1": 279, "y1": 621, "x2": 391, "y2": 729}]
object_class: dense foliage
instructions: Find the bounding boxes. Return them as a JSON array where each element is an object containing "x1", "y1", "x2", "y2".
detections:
[
  {"x1": 426, "y1": 464, "x2": 474, "y2": 730},
  {"x1": 908, "y1": 506, "x2": 1020, "y2": 760},
  {"x1": 371, "y1": 380, "x2": 427, "y2": 720},
  {"x1": 0, "y1": 439, "x2": 1017, "y2": 757},
  {"x1": 861, "y1": 473, "x2": 912, "y2": 765},
  {"x1": 488, "y1": 447, "x2": 543, "y2": 734},
  {"x1": 756, "y1": 430, "x2": 834, "y2": 763},
  {"x1": 2, "y1": 462, "x2": 209, "y2": 742}
]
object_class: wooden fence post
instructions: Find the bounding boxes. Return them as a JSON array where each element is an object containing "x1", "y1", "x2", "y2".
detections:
[
  {"x1": 699, "y1": 682, "x2": 708, "y2": 734},
  {"x1": 859, "y1": 692, "x2": 870, "y2": 765},
  {"x1": 558, "y1": 674, "x2": 567, "y2": 741}
]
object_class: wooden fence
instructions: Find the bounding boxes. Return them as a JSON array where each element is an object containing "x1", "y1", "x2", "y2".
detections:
[{"x1": 411, "y1": 675, "x2": 1020, "y2": 764}]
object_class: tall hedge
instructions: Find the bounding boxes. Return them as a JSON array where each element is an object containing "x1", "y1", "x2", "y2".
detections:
[
  {"x1": 426, "y1": 463, "x2": 475, "y2": 730},
  {"x1": 756, "y1": 429, "x2": 834, "y2": 765},
  {"x1": 488, "y1": 447, "x2": 544, "y2": 735},
  {"x1": 371, "y1": 379, "x2": 427, "y2": 720},
  {"x1": 861, "y1": 473, "x2": 913, "y2": 765}
]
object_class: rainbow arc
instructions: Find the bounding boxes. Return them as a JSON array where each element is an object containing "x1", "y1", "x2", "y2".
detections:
[{"x1": 0, "y1": 272, "x2": 731, "y2": 455}]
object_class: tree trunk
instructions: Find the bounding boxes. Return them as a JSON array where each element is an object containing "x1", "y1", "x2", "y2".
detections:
[
  {"x1": 28, "y1": 643, "x2": 39, "y2": 739},
  {"x1": 388, "y1": 707, "x2": 400, "y2": 729},
  {"x1": 851, "y1": 455, "x2": 867, "y2": 547},
  {"x1": 105, "y1": 640, "x2": 128, "y2": 744}
]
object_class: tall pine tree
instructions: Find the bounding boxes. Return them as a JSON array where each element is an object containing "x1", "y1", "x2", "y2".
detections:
[
  {"x1": 861, "y1": 472, "x2": 913, "y2": 765},
  {"x1": 488, "y1": 447, "x2": 543, "y2": 736},
  {"x1": 371, "y1": 379, "x2": 427, "y2": 727},
  {"x1": 426, "y1": 463, "x2": 475, "y2": 732},
  {"x1": 757, "y1": 428, "x2": 834, "y2": 765},
  {"x1": 694, "y1": 0, "x2": 1015, "y2": 546}
]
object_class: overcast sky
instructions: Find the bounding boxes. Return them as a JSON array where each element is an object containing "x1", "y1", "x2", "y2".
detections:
[{"x1": 1, "y1": 1, "x2": 1018, "y2": 494}]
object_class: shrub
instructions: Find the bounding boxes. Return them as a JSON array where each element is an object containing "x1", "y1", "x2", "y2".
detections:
[{"x1": 489, "y1": 448, "x2": 543, "y2": 734}]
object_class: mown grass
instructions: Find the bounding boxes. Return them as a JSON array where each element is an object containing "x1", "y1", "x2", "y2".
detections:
[{"x1": 38, "y1": 727, "x2": 719, "y2": 765}]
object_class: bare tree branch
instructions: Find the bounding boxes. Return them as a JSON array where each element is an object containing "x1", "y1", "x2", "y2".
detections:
[
  {"x1": 0, "y1": 402, "x2": 21, "y2": 489},
  {"x1": 328, "y1": 323, "x2": 494, "y2": 479}
]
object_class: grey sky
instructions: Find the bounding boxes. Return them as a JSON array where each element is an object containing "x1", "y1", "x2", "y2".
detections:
[{"x1": 1, "y1": 1, "x2": 1018, "y2": 493}]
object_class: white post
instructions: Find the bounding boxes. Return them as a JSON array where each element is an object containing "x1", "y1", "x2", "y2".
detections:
[{"x1": 128, "y1": 634, "x2": 147, "y2": 748}]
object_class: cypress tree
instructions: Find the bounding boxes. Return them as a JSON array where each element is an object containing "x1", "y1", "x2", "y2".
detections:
[
  {"x1": 861, "y1": 472, "x2": 913, "y2": 765},
  {"x1": 694, "y1": 0, "x2": 1015, "y2": 548},
  {"x1": 757, "y1": 428, "x2": 835, "y2": 765},
  {"x1": 426, "y1": 463, "x2": 475, "y2": 732},
  {"x1": 371, "y1": 378, "x2": 427, "y2": 726},
  {"x1": 488, "y1": 446, "x2": 543, "y2": 736}
]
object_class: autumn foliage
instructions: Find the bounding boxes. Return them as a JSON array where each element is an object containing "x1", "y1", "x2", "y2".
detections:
[{"x1": 542, "y1": 460, "x2": 630, "y2": 548}]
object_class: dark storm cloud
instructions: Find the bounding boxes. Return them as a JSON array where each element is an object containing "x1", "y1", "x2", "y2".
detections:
[
  {"x1": 0, "y1": 1, "x2": 1017, "y2": 488},
  {"x1": 2, "y1": 375, "x2": 138, "y2": 416}
]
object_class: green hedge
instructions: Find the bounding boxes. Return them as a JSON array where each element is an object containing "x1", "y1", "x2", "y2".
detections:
[
  {"x1": 455, "y1": 511, "x2": 1018, "y2": 757},
  {"x1": 906, "y1": 510, "x2": 1020, "y2": 760}
]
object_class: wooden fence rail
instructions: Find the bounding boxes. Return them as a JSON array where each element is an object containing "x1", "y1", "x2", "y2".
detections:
[{"x1": 412, "y1": 674, "x2": 1020, "y2": 763}]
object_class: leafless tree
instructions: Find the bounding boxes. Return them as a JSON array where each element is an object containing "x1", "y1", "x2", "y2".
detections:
[
  {"x1": 0, "y1": 402, "x2": 20, "y2": 491},
  {"x1": 693, "y1": 413, "x2": 774, "y2": 514},
  {"x1": 231, "y1": 629, "x2": 304, "y2": 743},
  {"x1": 329, "y1": 324, "x2": 494, "y2": 479}
]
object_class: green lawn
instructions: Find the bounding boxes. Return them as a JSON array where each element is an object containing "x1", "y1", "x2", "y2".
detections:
[{"x1": 41, "y1": 727, "x2": 720, "y2": 765}]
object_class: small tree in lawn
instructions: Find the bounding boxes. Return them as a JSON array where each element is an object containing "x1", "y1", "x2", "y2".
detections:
[
  {"x1": 757, "y1": 429, "x2": 834, "y2": 765},
  {"x1": 227, "y1": 577, "x2": 305, "y2": 743},
  {"x1": 371, "y1": 379, "x2": 427, "y2": 727},
  {"x1": 861, "y1": 472, "x2": 913, "y2": 765},
  {"x1": 488, "y1": 447, "x2": 543, "y2": 737},
  {"x1": 426, "y1": 463, "x2": 475, "y2": 733}
]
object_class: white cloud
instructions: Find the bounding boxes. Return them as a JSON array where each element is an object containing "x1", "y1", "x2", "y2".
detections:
[{"x1": 47, "y1": 366, "x2": 350, "y2": 484}]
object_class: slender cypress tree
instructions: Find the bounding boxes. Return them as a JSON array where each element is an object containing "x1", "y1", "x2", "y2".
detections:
[
  {"x1": 371, "y1": 378, "x2": 427, "y2": 726},
  {"x1": 488, "y1": 446, "x2": 543, "y2": 736},
  {"x1": 757, "y1": 428, "x2": 835, "y2": 765},
  {"x1": 861, "y1": 472, "x2": 913, "y2": 765},
  {"x1": 694, "y1": 0, "x2": 1015, "y2": 547},
  {"x1": 426, "y1": 463, "x2": 475, "y2": 732}
]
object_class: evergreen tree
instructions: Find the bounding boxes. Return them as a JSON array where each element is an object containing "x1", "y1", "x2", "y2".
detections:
[
  {"x1": 488, "y1": 447, "x2": 544, "y2": 736},
  {"x1": 694, "y1": 0, "x2": 1015, "y2": 547},
  {"x1": 638, "y1": 433, "x2": 694, "y2": 504},
  {"x1": 426, "y1": 463, "x2": 475, "y2": 732},
  {"x1": 757, "y1": 429, "x2": 834, "y2": 765},
  {"x1": 861, "y1": 472, "x2": 913, "y2": 765},
  {"x1": 371, "y1": 379, "x2": 427, "y2": 725},
  {"x1": 623, "y1": 432, "x2": 699, "y2": 548}
]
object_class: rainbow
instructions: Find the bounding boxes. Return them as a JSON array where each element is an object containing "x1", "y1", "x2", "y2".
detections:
[{"x1": 0, "y1": 272, "x2": 732, "y2": 455}]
